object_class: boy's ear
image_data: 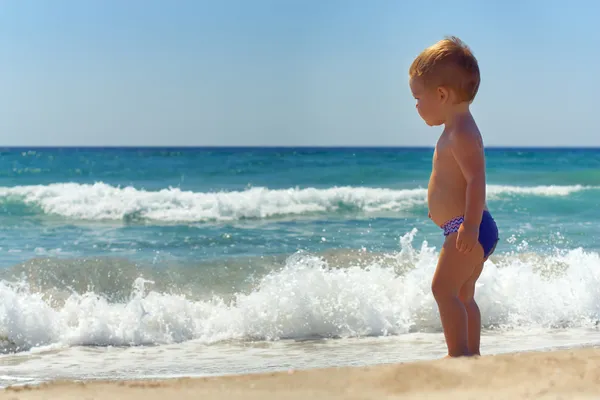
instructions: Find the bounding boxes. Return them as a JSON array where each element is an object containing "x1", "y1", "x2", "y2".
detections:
[{"x1": 437, "y1": 86, "x2": 449, "y2": 103}]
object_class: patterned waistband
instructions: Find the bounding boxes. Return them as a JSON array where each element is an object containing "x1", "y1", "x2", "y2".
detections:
[{"x1": 441, "y1": 215, "x2": 464, "y2": 236}]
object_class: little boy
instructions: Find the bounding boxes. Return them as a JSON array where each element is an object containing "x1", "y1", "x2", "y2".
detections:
[{"x1": 409, "y1": 36, "x2": 499, "y2": 357}]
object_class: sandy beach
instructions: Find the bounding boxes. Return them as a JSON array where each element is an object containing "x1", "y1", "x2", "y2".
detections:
[{"x1": 2, "y1": 347, "x2": 600, "y2": 400}]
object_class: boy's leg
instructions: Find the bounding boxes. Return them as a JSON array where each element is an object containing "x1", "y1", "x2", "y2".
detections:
[
  {"x1": 432, "y1": 233, "x2": 484, "y2": 357},
  {"x1": 458, "y1": 262, "x2": 484, "y2": 356}
]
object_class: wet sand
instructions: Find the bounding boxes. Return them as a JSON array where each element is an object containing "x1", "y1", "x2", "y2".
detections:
[{"x1": 3, "y1": 346, "x2": 600, "y2": 399}]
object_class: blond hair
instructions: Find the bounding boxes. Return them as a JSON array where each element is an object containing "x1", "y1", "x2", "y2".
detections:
[{"x1": 409, "y1": 36, "x2": 480, "y2": 103}]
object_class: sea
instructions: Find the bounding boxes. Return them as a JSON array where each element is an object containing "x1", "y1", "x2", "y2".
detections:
[{"x1": 2, "y1": 146, "x2": 600, "y2": 387}]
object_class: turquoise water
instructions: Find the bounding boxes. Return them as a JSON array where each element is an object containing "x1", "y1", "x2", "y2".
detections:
[
  {"x1": 2, "y1": 147, "x2": 600, "y2": 386},
  {"x1": 1, "y1": 147, "x2": 599, "y2": 264}
]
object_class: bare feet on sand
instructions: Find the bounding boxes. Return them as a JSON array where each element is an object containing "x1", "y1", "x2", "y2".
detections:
[{"x1": 442, "y1": 353, "x2": 480, "y2": 360}]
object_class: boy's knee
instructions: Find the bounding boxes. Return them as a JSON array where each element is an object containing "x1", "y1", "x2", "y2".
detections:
[
  {"x1": 431, "y1": 280, "x2": 456, "y2": 301},
  {"x1": 458, "y1": 294, "x2": 474, "y2": 306},
  {"x1": 458, "y1": 282, "x2": 476, "y2": 305},
  {"x1": 458, "y1": 291, "x2": 474, "y2": 305}
]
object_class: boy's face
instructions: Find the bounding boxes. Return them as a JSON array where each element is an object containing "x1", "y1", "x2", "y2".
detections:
[{"x1": 409, "y1": 77, "x2": 445, "y2": 126}]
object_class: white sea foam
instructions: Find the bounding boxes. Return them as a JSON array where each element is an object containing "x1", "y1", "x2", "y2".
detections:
[
  {"x1": 486, "y1": 184, "x2": 589, "y2": 197},
  {"x1": 2, "y1": 229, "x2": 600, "y2": 352},
  {"x1": 0, "y1": 182, "x2": 593, "y2": 222}
]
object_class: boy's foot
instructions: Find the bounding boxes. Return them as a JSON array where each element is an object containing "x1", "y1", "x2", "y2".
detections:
[{"x1": 441, "y1": 353, "x2": 479, "y2": 359}]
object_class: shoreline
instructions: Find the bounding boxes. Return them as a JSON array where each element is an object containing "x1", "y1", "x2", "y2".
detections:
[{"x1": 3, "y1": 346, "x2": 600, "y2": 399}]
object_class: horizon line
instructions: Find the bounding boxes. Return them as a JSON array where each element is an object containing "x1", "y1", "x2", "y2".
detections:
[{"x1": 1, "y1": 145, "x2": 600, "y2": 150}]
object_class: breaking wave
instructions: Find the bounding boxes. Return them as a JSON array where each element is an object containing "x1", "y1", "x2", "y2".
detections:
[
  {"x1": 2, "y1": 229, "x2": 600, "y2": 352},
  {"x1": 0, "y1": 182, "x2": 594, "y2": 223}
]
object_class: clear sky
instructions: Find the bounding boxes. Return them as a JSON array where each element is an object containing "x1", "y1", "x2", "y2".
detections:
[{"x1": 0, "y1": 0, "x2": 598, "y2": 147}]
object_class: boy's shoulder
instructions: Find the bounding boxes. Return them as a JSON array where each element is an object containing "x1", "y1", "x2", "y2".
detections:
[
  {"x1": 445, "y1": 120, "x2": 486, "y2": 175},
  {"x1": 447, "y1": 119, "x2": 483, "y2": 151}
]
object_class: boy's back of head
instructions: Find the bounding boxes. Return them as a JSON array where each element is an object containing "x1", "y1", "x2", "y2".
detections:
[{"x1": 409, "y1": 36, "x2": 480, "y2": 103}]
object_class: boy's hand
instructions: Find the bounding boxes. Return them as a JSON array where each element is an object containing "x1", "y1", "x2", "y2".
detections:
[{"x1": 456, "y1": 223, "x2": 478, "y2": 254}]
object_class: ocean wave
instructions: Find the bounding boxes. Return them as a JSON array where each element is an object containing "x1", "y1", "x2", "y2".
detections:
[
  {"x1": 0, "y1": 182, "x2": 594, "y2": 223},
  {"x1": 1, "y1": 229, "x2": 600, "y2": 351}
]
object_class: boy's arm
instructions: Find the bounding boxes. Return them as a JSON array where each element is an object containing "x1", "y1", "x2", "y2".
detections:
[{"x1": 449, "y1": 130, "x2": 486, "y2": 229}]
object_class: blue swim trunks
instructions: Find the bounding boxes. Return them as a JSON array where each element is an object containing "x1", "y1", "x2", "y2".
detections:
[{"x1": 441, "y1": 210, "x2": 499, "y2": 259}]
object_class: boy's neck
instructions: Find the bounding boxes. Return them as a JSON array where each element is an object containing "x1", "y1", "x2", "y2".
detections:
[{"x1": 442, "y1": 102, "x2": 472, "y2": 130}]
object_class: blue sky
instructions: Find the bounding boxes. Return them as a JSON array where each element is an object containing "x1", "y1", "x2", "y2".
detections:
[{"x1": 0, "y1": 0, "x2": 598, "y2": 146}]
